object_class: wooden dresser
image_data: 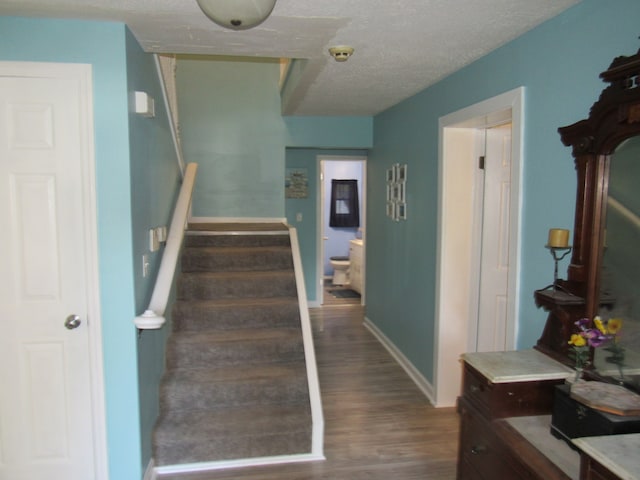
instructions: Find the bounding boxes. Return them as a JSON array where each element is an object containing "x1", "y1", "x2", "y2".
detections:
[
  {"x1": 457, "y1": 350, "x2": 577, "y2": 479},
  {"x1": 573, "y1": 434, "x2": 640, "y2": 480},
  {"x1": 457, "y1": 350, "x2": 640, "y2": 479}
]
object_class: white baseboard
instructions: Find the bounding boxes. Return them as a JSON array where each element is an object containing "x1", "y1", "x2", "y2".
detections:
[
  {"x1": 189, "y1": 216, "x2": 287, "y2": 224},
  {"x1": 363, "y1": 316, "x2": 436, "y2": 405},
  {"x1": 143, "y1": 459, "x2": 157, "y2": 480},
  {"x1": 154, "y1": 453, "x2": 324, "y2": 476},
  {"x1": 307, "y1": 300, "x2": 321, "y2": 308}
]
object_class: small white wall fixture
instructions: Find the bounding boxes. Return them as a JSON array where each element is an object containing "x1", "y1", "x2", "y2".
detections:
[{"x1": 434, "y1": 87, "x2": 524, "y2": 407}]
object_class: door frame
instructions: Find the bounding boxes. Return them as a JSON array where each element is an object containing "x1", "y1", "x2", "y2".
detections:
[
  {"x1": 316, "y1": 155, "x2": 367, "y2": 305},
  {"x1": 434, "y1": 87, "x2": 524, "y2": 407},
  {"x1": 0, "y1": 61, "x2": 108, "y2": 479}
]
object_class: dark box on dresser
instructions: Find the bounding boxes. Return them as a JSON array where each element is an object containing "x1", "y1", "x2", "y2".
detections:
[{"x1": 550, "y1": 384, "x2": 640, "y2": 447}]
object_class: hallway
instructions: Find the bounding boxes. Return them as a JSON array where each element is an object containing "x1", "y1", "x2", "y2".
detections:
[{"x1": 159, "y1": 305, "x2": 460, "y2": 479}]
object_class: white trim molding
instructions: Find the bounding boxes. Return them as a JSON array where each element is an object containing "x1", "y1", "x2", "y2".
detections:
[
  {"x1": 189, "y1": 216, "x2": 288, "y2": 224},
  {"x1": 363, "y1": 316, "x2": 435, "y2": 404},
  {"x1": 289, "y1": 226, "x2": 325, "y2": 460},
  {"x1": 154, "y1": 453, "x2": 324, "y2": 476},
  {"x1": 143, "y1": 459, "x2": 157, "y2": 480},
  {"x1": 435, "y1": 86, "x2": 524, "y2": 407}
]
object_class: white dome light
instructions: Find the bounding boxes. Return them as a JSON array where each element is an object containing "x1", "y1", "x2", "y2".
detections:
[{"x1": 196, "y1": 0, "x2": 277, "y2": 30}]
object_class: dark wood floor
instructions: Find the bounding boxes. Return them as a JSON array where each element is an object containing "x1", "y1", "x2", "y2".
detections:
[{"x1": 159, "y1": 305, "x2": 460, "y2": 480}]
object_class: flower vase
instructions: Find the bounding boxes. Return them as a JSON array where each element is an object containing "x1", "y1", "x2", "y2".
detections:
[{"x1": 566, "y1": 367, "x2": 584, "y2": 386}]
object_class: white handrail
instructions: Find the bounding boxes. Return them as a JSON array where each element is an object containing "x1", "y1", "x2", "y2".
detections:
[
  {"x1": 134, "y1": 162, "x2": 198, "y2": 329},
  {"x1": 288, "y1": 226, "x2": 325, "y2": 460},
  {"x1": 154, "y1": 54, "x2": 185, "y2": 177}
]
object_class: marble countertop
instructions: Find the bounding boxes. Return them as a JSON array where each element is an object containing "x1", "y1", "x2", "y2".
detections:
[
  {"x1": 573, "y1": 434, "x2": 640, "y2": 479},
  {"x1": 506, "y1": 415, "x2": 580, "y2": 480},
  {"x1": 462, "y1": 349, "x2": 574, "y2": 383}
]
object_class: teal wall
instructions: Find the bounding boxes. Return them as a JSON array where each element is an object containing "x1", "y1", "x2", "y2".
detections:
[
  {"x1": 177, "y1": 56, "x2": 287, "y2": 218},
  {"x1": 284, "y1": 116, "x2": 373, "y2": 148},
  {"x1": 368, "y1": 0, "x2": 640, "y2": 383},
  {"x1": 124, "y1": 30, "x2": 182, "y2": 471},
  {"x1": 176, "y1": 56, "x2": 373, "y2": 220},
  {"x1": 285, "y1": 149, "x2": 368, "y2": 303},
  {"x1": 0, "y1": 17, "x2": 182, "y2": 480}
]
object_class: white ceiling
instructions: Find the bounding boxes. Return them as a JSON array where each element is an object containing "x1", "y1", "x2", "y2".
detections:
[{"x1": 0, "y1": 0, "x2": 580, "y2": 115}]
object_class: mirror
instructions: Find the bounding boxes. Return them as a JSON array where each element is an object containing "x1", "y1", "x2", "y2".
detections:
[
  {"x1": 595, "y1": 136, "x2": 640, "y2": 389},
  {"x1": 534, "y1": 48, "x2": 640, "y2": 368}
]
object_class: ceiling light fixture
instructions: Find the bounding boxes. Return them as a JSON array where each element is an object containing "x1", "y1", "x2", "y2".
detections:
[
  {"x1": 329, "y1": 46, "x2": 354, "y2": 62},
  {"x1": 196, "y1": 0, "x2": 277, "y2": 30}
]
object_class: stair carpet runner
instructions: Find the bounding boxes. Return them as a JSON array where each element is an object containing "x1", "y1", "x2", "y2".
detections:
[{"x1": 152, "y1": 224, "x2": 312, "y2": 467}]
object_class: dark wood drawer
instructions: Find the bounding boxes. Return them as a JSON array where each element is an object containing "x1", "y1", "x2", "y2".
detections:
[
  {"x1": 457, "y1": 457, "x2": 485, "y2": 480},
  {"x1": 458, "y1": 399, "x2": 521, "y2": 480},
  {"x1": 580, "y1": 455, "x2": 619, "y2": 480},
  {"x1": 463, "y1": 363, "x2": 563, "y2": 419}
]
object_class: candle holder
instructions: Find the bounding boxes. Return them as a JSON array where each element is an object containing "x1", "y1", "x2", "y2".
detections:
[{"x1": 543, "y1": 245, "x2": 572, "y2": 292}]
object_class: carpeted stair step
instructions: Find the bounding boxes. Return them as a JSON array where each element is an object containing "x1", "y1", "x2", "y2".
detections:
[
  {"x1": 172, "y1": 297, "x2": 300, "y2": 332},
  {"x1": 184, "y1": 233, "x2": 291, "y2": 249},
  {"x1": 153, "y1": 404, "x2": 312, "y2": 466},
  {"x1": 177, "y1": 270, "x2": 296, "y2": 300},
  {"x1": 152, "y1": 225, "x2": 314, "y2": 469},
  {"x1": 159, "y1": 363, "x2": 309, "y2": 412},
  {"x1": 181, "y1": 245, "x2": 293, "y2": 272},
  {"x1": 165, "y1": 328, "x2": 305, "y2": 370}
]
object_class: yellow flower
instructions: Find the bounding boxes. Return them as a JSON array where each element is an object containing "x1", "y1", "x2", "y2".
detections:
[
  {"x1": 607, "y1": 318, "x2": 623, "y2": 335},
  {"x1": 569, "y1": 334, "x2": 586, "y2": 347},
  {"x1": 594, "y1": 316, "x2": 607, "y2": 335}
]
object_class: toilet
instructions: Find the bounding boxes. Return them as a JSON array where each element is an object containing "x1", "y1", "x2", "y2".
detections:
[{"x1": 329, "y1": 256, "x2": 350, "y2": 285}]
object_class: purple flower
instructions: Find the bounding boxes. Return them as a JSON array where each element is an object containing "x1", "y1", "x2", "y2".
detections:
[
  {"x1": 579, "y1": 328, "x2": 610, "y2": 347},
  {"x1": 575, "y1": 318, "x2": 590, "y2": 328}
]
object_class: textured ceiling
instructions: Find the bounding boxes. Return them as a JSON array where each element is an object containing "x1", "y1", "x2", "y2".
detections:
[{"x1": 0, "y1": 0, "x2": 580, "y2": 115}]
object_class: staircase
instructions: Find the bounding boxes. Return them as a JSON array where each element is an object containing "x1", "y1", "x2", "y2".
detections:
[{"x1": 152, "y1": 223, "x2": 313, "y2": 468}]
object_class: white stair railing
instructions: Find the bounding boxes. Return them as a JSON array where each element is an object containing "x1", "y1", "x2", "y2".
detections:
[
  {"x1": 288, "y1": 226, "x2": 325, "y2": 460},
  {"x1": 134, "y1": 162, "x2": 198, "y2": 329},
  {"x1": 154, "y1": 54, "x2": 185, "y2": 176}
]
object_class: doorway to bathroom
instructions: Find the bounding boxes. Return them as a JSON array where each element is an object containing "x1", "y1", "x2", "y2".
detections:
[{"x1": 318, "y1": 156, "x2": 367, "y2": 306}]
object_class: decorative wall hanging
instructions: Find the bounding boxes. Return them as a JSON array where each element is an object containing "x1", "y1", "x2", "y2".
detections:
[
  {"x1": 285, "y1": 168, "x2": 308, "y2": 198},
  {"x1": 386, "y1": 163, "x2": 407, "y2": 221}
]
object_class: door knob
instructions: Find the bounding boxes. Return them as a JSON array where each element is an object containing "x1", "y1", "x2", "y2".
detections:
[{"x1": 65, "y1": 314, "x2": 82, "y2": 330}]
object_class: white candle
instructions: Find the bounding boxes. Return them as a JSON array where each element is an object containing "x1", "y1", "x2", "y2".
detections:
[{"x1": 548, "y1": 228, "x2": 570, "y2": 248}]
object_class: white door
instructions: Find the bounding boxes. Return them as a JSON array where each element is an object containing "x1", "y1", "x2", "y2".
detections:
[
  {"x1": 0, "y1": 63, "x2": 105, "y2": 480},
  {"x1": 476, "y1": 123, "x2": 512, "y2": 351}
]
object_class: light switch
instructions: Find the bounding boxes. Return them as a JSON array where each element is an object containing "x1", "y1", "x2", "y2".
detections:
[
  {"x1": 296, "y1": 212, "x2": 303, "y2": 222},
  {"x1": 142, "y1": 254, "x2": 150, "y2": 277},
  {"x1": 149, "y1": 228, "x2": 159, "y2": 252},
  {"x1": 156, "y1": 226, "x2": 167, "y2": 243}
]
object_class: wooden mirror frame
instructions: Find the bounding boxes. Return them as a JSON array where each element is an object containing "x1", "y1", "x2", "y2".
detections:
[{"x1": 534, "y1": 48, "x2": 640, "y2": 364}]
